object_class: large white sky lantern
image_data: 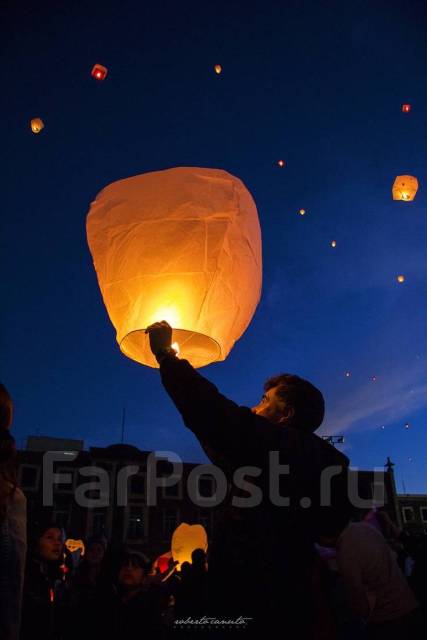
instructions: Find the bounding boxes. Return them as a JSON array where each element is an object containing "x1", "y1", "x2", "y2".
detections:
[{"x1": 86, "y1": 167, "x2": 262, "y2": 368}]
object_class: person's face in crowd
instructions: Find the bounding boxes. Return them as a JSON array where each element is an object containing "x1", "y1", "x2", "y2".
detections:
[
  {"x1": 38, "y1": 528, "x2": 64, "y2": 562},
  {"x1": 86, "y1": 542, "x2": 105, "y2": 565},
  {"x1": 118, "y1": 559, "x2": 145, "y2": 590},
  {"x1": 252, "y1": 386, "x2": 293, "y2": 425}
]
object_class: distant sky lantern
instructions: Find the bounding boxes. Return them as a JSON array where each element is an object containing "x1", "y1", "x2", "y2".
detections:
[
  {"x1": 392, "y1": 175, "x2": 418, "y2": 201},
  {"x1": 404, "y1": 422, "x2": 410, "y2": 429},
  {"x1": 91, "y1": 63, "x2": 108, "y2": 80},
  {"x1": 371, "y1": 376, "x2": 377, "y2": 382},
  {"x1": 171, "y1": 523, "x2": 208, "y2": 569},
  {"x1": 401, "y1": 104, "x2": 411, "y2": 113},
  {"x1": 278, "y1": 159, "x2": 285, "y2": 167},
  {"x1": 331, "y1": 240, "x2": 337, "y2": 248},
  {"x1": 86, "y1": 167, "x2": 262, "y2": 368},
  {"x1": 299, "y1": 208, "x2": 306, "y2": 216},
  {"x1": 30, "y1": 118, "x2": 44, "y2": 133},
  {"x1": 345, "y1": 371, "x2": 351, "y2": 378},
  {"x1": 214, "y1": 64, "x2": 222, "y2": 74},
  {"x1": 397, "y1": 274, "x2": 405, "y2": 283}
]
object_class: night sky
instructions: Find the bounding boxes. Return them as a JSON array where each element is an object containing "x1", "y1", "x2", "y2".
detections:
[{"x1": 2, "y1": 0, "x2": 427, "y2": 492}]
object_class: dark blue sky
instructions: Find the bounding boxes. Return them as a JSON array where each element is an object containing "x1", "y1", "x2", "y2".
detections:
[{"x1": 1, "y1": 0, "x2": 427, "y2": 492}]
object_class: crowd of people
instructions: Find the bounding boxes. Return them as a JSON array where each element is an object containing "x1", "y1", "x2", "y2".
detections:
[{"x1": 1, "y1": 361, "x2": 426, "y2": 638}]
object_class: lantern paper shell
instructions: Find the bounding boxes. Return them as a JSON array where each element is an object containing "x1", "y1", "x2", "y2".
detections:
[
  {"x1": 214, "y1": 64, "x2": 222, "y2": 74},
  {"x1": 153, "y1": 551, "x2": 172, "y2": 574},
  {"x1": 86, "y1": 167, "x2": 262, "y2": 368},
  {"x1": 31, "y1": 118, "x2": 44, "y2": 133},
  {"x1": 91, "y1": 64, "x2": 108, "y2": 80},
  {"x1": 392, "y1": 175, "x2": 418, "y2": 201},
  {"x1": 401, "y1": 104, "x2": 411, "y2": 113},
  {"x1": 171, "y1": 523, "x2": 208, "y2": 568}
]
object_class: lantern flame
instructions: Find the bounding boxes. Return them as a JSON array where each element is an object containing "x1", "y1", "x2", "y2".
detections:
[
  {"x1": 171, "y1": 342, "x2": 180, "y2": 355},
  {"x1": 148, "y1": 305, "x2": 181, "y2": 329}
]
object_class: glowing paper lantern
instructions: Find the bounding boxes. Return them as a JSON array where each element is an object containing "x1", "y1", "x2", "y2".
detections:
[
  {"x1": 345, "y1": 371, "x2": 351, "y2": 378},
  {"x1": 401, "y1": 104, "x2": 411, "y2": 113},
  {"x1": 299, "y1": 209, "x2": 306, "y2": 216},
  {"x1": 278, "y1": 159, "x2": 285, "y2": 167},
  {"x1": 392, "y1": 176, "x2": 418, "y2": 201},
  {"x1": 153, "y1": 551, "x2": 172, "y2": 574},
  {"x1": 86, "y1": 167, "x2": 262, "y2": 368},
  {"x1": 214, "y1": 64, "x2": 222, "y2": 74},
  {"x1": 65, "y1": 539, "x2": 85, "y2": 555},
  {"x1": 171, "y1": 523, "x2": 207, "y2": 568},
  {"x1": 91, "y1": 64, "x2": 108, "y2": 80},
  {"x1": 331, "y1": 240, "x2": 337, "y2": 248},
  {"x1": 397, "y1": 274, "x2": 405, "y2": 283},
  {"x1": 31, "y1": 118, "x2": 44, "y2": 133}
]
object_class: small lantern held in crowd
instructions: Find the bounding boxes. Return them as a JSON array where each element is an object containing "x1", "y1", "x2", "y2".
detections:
[
  {"x1": 392, "y1": 176, "x2": 418, "y2": 201},
  {"x1": 65, "y1": 539, "x2": 85, "y2": 556},
  {"x1": 214, "y1": 64, "x2": 222, "y2": 74},
  {"x1": 86, "y1": 167, "x2": 262, "y2": 368},
  {"x1": 401, "y1": 104, "x2": 411, "y2": 113},
  {"x1": 171, "y1": 523, "x2": 208, "y2": 569},
  {"x1": 91, "y1": 64, "x2": 108, "y2": 81},
  {"x1": 31, "y1": 118, "x2": 44, "y2": 134}
]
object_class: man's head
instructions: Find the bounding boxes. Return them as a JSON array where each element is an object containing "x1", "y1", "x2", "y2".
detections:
[{"x1": 252, "y1": 373, "x2": 324, "y2": 432}]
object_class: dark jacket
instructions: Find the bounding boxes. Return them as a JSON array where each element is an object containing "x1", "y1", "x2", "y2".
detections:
[
  {"x1": 20, "y1": 558, "x2": 68, "y2": 640},
  {"x1": 160, "y1": 355, "x2": 350, "y2": 628}
]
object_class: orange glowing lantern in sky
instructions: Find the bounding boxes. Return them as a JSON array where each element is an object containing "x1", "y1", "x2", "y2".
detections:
[
  {"x1": 171, "y1": 523, "x2": 208, "y2": 569},
  {"x1": 31, "y1": 118, "x2": 44, "y2": 133},
  {"x1": 401, "y1": 104, "x2": 411, "y2": 113},
  {"x1": 298, "y1": 209, "x2": 306, "y2": 216},
  {"x1": 397, "y1": 274, "x2": 405, "y2": 283},
  {"x1": 214, "y1": 64, "x2": 222, "y2": 74},
  {"x1": 331, "y1": 240, "x2": 337, "y2": 248},
  {"x1": 86, "y1": 167, "x2": 262, "y2": 368},
  {"x1": 91, "y1": 64, "x2": 108, "y2": 80},
  {"x1": 278, "y1": 159, "x2": 285, "y2": 167},
  {"x1": 392, "y1": 176, "x2": 418, "y2": 201}
]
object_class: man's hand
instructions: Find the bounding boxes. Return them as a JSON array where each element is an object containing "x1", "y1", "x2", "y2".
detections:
[{"x1": 145, "y1": 320, "x2": 173, "y2": 356}]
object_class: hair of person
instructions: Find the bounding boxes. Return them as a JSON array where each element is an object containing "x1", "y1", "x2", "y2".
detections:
[
  {"x1": 264, "y1": 373, "x2": 325, "y2": 432},
  {"x1": 0, "y1": 430, "x2": 17, "y2": 523},
  {"x1": 0, "y1": 383, "x2": 13, "y2": 430}
]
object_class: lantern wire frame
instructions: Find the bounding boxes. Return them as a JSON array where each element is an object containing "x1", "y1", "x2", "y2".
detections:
[{"x1": 121, "y1": 328, "x2": 222, "y2": 369}]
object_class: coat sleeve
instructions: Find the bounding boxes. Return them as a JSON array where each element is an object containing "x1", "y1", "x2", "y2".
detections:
[{"x1": 159, "y1": 356, "x2": 280, "y2": 464}]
